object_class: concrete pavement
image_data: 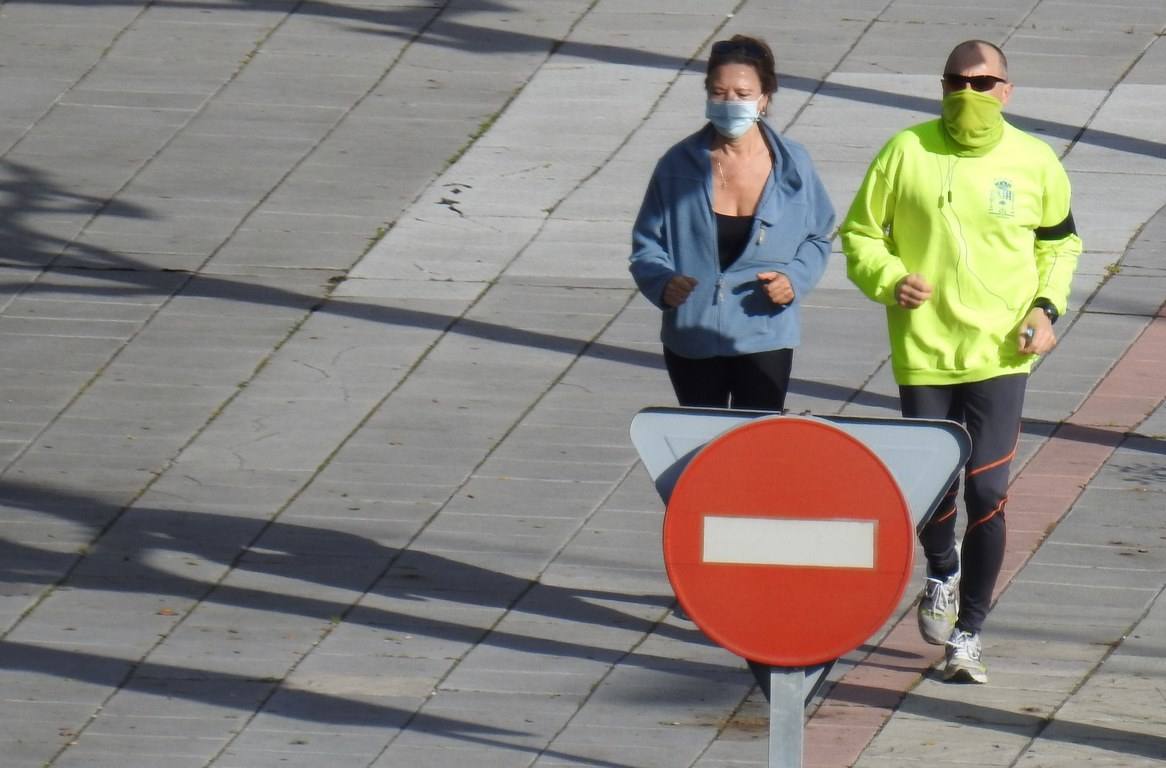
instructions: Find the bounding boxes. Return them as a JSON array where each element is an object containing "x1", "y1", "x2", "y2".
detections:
[{"x1": 0, "y1": 0, "x2": 1163, "y2": 766}]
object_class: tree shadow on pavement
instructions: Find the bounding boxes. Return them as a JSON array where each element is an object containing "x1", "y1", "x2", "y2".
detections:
[
  {"x1": 0, "y1": 642, "x2": 649, "y2": 768},
  {"x1": 0, "y1": 159, "x2": 156, "y2": 271},
  {"x1": 0, "y1": 479, "x2": 746, "y2": 722}
]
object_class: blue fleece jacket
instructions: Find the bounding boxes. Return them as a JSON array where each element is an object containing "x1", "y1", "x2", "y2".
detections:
[{"x1": 629, "y1": 122, "x2": 835, "y2": 359}]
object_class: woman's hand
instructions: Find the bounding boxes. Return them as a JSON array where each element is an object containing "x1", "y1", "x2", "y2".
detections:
[
  {"x1": 757, "y1": 272, "x2": 794, "y2": 305},
  {"x1": 663, "y1": 275, "x2": 698, "y2": 307}
]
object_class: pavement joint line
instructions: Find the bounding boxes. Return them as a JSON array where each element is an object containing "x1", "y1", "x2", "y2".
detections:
[
  {"x1": 493, "y1": 580, "x2": 677, "y2": 768},
  {"x1": 0, "y1": 277, "x2": 331, "y2": 637},
  {"x1": 5, "y1": 2, "x2": 295, "y2": 270},
  {"x1": 493, "y1": 0, "x2": 717, "y2": 257},
  {"x1": 999, "y1": 0, "x2": 1044, "y2": 50},
  {"x1": 135, "y1": 0, "x2": 444, "y2": 273},
  {"x1": 774, "y1": 0, "x2": 897, "y2": 135},
  {"x1": 1007, "y1": 578, "x2": 1166, "y2": 765},
  {"x1": 1055, "y1": 25, "x2": 1166, "y2": 161},
  {"x1": 0, "y1": 4, "x2": 321, "y2": 485},
  {"x1": 0, "y1": 0, "x2": 153, "y2": 160}
]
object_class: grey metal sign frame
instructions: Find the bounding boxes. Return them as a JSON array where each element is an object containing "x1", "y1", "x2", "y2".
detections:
[{"x1": 630, "y1": 408, "x2": 971, "y2": 768}]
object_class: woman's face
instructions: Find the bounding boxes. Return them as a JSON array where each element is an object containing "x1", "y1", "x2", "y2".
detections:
[{"x1": 707, "y1": 62, "x2": 768, "y2": 113}]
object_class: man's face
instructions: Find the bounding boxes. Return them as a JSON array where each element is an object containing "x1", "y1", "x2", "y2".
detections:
[{"x1": 941, "y1": 50, "x2": 1013, "y2": 105}]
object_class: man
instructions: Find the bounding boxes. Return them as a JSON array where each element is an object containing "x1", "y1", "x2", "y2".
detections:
[{"x1": 840, "y1": 40, "x2": 1081, "y2": 683}]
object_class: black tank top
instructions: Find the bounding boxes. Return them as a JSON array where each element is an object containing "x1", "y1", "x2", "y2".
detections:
[{"x1": 716, "y1": 212, "x2": 754, "y2": 271}]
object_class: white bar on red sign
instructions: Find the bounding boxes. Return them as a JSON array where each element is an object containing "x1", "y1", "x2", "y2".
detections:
[{"x1": 702, "y1": 516, "x2": 876, "y2": 569}]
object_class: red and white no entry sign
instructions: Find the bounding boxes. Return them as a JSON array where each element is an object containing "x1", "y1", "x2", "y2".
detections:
[{"x1": 663, "y1": 416, "x2": 914, "y2": 667}]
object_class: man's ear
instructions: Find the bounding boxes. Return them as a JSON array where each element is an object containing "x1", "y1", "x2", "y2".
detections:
[{"x1": 999, "y1": 82, "x2": 1014, "y2": 107}]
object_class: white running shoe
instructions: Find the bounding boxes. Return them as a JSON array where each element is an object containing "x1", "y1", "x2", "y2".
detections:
[
  {"x1": 917, "y1": 571, "x2": 959, "y2": 645},
  {"x1": 944, "y1": 629, "x2": 988, "y2": 684}
]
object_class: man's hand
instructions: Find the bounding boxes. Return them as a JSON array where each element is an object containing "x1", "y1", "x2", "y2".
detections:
[
  {"x1": 1019, "y1": 307, "x2": 1056, "y2": 355},
  {"x1": 757, "y1": 272, "x2": 794, "y2": 306},
  {"x1": 895, "y1": 273, "x2": 933, "y2": 309},
  {"x1": 662, "y1": 275, "x2": 698, "y2": 308}
]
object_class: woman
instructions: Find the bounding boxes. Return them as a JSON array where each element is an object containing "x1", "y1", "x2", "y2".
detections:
[{"x1": 629, "y1": 35, "x2": 834, "y2": 412}]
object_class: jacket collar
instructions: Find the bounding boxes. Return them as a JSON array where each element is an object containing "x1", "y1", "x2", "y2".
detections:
[{"x1": 689, "y1": 121, "x2": 804, "y2": 226}]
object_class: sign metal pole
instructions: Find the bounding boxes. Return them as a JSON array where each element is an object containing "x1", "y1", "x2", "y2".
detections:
[{"x1": 769, "y1": 667, "x2": 805, "y2": 768}]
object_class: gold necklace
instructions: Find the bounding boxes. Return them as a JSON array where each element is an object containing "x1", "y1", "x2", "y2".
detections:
[{"x1": 714, "y1": 145, "x2": 759, "y2": 189}]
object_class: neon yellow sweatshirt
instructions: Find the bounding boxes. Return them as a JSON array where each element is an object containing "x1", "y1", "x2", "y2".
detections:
[{"x1": 841, "y1": 119, "x2": 1082, "y2": 385}]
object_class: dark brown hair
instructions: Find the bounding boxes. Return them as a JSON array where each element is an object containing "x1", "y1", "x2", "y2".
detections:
[{"x1": 705, "y1": 35, "x2": 778, "y2": 96}]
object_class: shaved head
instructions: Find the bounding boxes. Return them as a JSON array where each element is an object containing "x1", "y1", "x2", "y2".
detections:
[{"x1": 945, "y1": 40, "x2": 1008, "y2": 78}]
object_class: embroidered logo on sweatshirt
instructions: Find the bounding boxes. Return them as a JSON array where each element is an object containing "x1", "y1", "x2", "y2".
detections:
[{"x1": 988, "y1": 179, "x2": 1014, "y2": 218}]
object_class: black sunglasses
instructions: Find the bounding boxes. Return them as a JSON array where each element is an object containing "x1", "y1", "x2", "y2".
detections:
[
  {"x1": 942, "y1": 73, "x2": 1007, "y2": 92},
  {"x1": 711, "y1": 39, "x2": 767, "y2": 61}
]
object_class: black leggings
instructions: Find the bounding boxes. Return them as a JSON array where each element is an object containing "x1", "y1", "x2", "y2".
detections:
[
  {"x1": 663, "y1": 347, "x2": 793, "y2": 411},
  {"x1": 900, "y1": 374, "x2": 1027, "y2": 635}
]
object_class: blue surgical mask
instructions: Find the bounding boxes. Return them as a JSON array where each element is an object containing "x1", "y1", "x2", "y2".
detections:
[{"x1": 705, "y1": 98, "x2": 761, "y2": 139}]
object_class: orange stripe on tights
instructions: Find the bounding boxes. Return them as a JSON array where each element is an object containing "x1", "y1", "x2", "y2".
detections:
[{"x1": 967, "y1": 496, "x2": 1007, "y2": 533}]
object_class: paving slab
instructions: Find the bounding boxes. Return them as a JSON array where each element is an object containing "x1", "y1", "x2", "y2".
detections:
[{"x1": 0, "y1": 2, "x2": 1163, "y2": 768}]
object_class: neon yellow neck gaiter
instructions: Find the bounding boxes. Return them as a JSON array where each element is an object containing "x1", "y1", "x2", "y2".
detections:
[{"x1": 942, "y1": 89, "x2": 1004, "y2": 156}]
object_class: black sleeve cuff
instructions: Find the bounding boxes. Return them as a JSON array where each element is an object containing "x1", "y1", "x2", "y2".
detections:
[{"x1": 1032, "y1": 297, "x2": 1059, "y2": 325}]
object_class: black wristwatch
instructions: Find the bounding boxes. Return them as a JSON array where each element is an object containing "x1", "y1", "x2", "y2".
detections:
[{"x1": 1032, "y1": 298, "x2": 1059, "y2": 325}]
